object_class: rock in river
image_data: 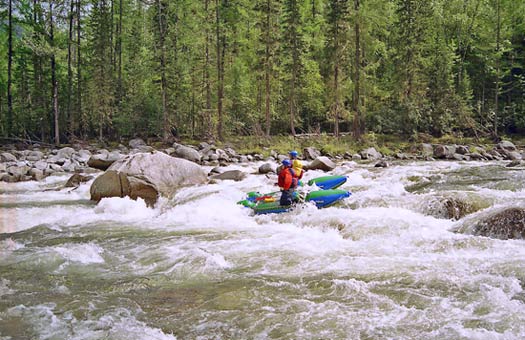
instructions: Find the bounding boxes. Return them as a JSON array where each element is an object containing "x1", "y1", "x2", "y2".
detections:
[
  {"x1": 90, "y1": 151, "x2": 207, "y2": 206},
  {"x1": 457, "y1": 207, "x2": 525, "y2": 240}
]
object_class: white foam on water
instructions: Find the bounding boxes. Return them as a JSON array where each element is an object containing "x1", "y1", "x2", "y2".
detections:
[
  {"x1": 0, "y1": 205, "x2": 93, "y2": 233},
  {"x1": 0, "y1": 173, "x2": 78, "y2": 193},
  {"x1": 94, "y1": 196, "x2": 158, "y2": 221},
  {"x1": 156, "y1": 184, "x2": 259, "y2": 231},
  {"x1": 53, "y1": 242, "x2": 105, "y2": 265},
  {"x1": 3, "y1": 184, "x2": 92, "y2": 203},
  {"x1": 6, "y1": 304, "x2": 177, "y2": 340}
]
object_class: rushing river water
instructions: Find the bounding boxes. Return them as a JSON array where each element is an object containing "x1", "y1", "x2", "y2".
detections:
[{"x1": 1, "y1": 160, "x2": 525, "y2": 339}]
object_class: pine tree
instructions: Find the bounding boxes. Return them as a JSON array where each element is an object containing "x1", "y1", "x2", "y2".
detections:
[
  {"x1": 282, "y1": 0, "x2": 303, "y2": 135},
  {"x1": 326, "y1": 0, "x2": 350, "y2": 137}
]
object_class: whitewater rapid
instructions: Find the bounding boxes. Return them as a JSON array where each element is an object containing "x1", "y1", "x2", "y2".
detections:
[{"x1": 1, "y1": 160, "x2": 525, "y2": 339}]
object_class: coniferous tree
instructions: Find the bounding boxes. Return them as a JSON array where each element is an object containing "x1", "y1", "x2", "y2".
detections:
[
  {"x1": 326, "y1": 0, "x2": 350, "y2": 137},
  {"x1": 282, "y1": 0, "x2": 303, "y2": 135},
  {"x1": 7, "y1": 0, "x2": 13, "y2": 136}
]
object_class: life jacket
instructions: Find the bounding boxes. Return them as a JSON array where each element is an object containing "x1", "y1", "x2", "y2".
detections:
[
  {"x1": 292, "y1": 159, "x2": 303, "y2": 179},
  {"x1": 278, "y1": 167, "x2": 298, "y2": 190}
]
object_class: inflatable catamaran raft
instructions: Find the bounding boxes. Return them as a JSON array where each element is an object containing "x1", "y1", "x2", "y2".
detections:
[{"x1": 237, "y1": 175, "x2": 351, "y2": 214}]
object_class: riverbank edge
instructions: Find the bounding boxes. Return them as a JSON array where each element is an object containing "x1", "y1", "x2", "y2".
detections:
[{"x1": 0, "y1": 134, "x2": 523, "y2": 184}]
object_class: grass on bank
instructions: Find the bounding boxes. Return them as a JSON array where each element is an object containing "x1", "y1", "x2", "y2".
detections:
[
  {"x1": 58, "y1": 133, "x2": 516, "y2": 158},
  {"x1": 207, "y1": 133, "x2": 500, "y2": 158}
]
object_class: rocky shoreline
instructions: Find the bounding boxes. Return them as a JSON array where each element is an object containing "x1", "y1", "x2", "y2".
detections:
[{"x1": 0, "y1": 138, "x2": 523, "y2": 184}]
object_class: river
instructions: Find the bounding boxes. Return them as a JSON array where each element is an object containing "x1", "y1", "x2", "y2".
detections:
[{"x1": 1, "y1": 160, "x2": 525, "y2": 339}]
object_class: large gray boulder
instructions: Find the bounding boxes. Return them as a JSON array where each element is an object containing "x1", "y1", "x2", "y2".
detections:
[
  {"x1": 90, "y1": 152, "x2": 207, "y2": 206},
  {"x1": 57, "y1": 147, "x2": 76, "y2": 159},
  {"x1": 73, "y1": 150, "x2": 92, "y2": 163},
  {"x1": 504, "y1": 151, "x2": 522, "y2": 161},
  {"x1": 458, "y1": 208, "x2": 525, "y2": 240},
  {"x1": 303, "y1": 147, "x2": 321, "y2": 160},
  {"x1": 129, "y1": 138, "x2": 146, "y2": 149},
  {"x1": 34, "y1": 160, "x2": 48, "y2": 171},
  {"x1": 433, "y1": 145, "x2": 456, "y2": 159},
  {"x1": 26, "y1": 151, "x2": 44, "y2": 162},
  {"x1": 1, "y1": 153, "x2": 17, "y2": 162},
  {"x1": 418, "y1": 143, "x2": 434, "y2": 157},
  {"x1": 7, "y1": 165, "x2": 30, "y2": 177},
  {"x1": 455, "y1": 145, "x2": 470, "y2": 155},
  {"x1": 360, "y1": 147, "x2": 382, "y2": 160},
  {"x1": 29, "y1": 168, "x2": 45, "y2": 181},
  {"x1": 258, "y1": 163, "x2": 275, "y2": 174},
  {"x1": 306, "y1": 156, "x2": 336, "y2": 172},
  {"x1": 87, "y1": 151, "x2": 122, "y2": 171},
  {"x1": 497, "y1": 141, "x2": 517, "y2": 152},
  {"x1": 210, "y1": 170, "x2": 246, "y2": 181},
  {"x1": 172, "y1": 143, "x2": 202, "y2": 163}
]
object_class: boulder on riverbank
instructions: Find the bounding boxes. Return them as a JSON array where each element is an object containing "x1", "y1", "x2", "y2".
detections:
[
  {"x1": 210, "y1": 170, "x2": 246, "y2": 181},
  {"x1": 90, "y1": 151, "x2": 207, "y2": 206},
  {"x1": 305, "y1": 156, "x2": 336, "y2": 171},
  {"x1": 87, "y1": 151, "x2": 122, "y2": 171}
]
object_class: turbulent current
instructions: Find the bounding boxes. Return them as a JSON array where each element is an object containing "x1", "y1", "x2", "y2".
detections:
[{"x1": 2, "y1": 160, "x2": 525, "y2": 339}]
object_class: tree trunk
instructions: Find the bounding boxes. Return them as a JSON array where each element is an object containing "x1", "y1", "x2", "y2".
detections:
[
  {"x1": 352, "y1": 0, "x2": 361, "y2": 140},
  {"x1": 334, "y1": 62, "x2": 340, "y2": 138},
  {"x1": 76, "y1": 0, "x2": 82, "y2": 136},
  {"x1": 110, "y1": 0, "x2": 115, "y2": 69},
  {"x1": 117, "y1": 0, "x2": 123, "y2": 107},
  {"x1": 7, "y1": 0, "x2": 13, "y2": 136},
  {"x1": 33, "y1": 0, "x2": 46, "y2": 141},
  {"x1": 290, "y1": 72, "x2": 296, "y2": 136},
  {"x1": 67, "y1": 0, "x2": 74, "y2": 136},
  {"x1": 215, "y1": 0, "x2": 224, "y2": 141},
  {"x1": 264, "y1": 0, "x2": 271, "y2": 137},
  {"x1": 494, "y1": 0, "x2": 500, "y2": 138},
  {"x1": 157, "y1": 0, "x2": 169, "y2": 141},
  {"x1": 205, "y1": 0, "x2": 212, "y2": 111},
  {"x1": 50, "y1": 2, "x2": 60, "y2": 145}
]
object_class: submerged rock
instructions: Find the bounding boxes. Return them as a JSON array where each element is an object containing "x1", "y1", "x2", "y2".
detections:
[
  {"x1": 90, "y1": 151, "x2": 207, "y2": 206},
  {"x1": 65, "y1": 174, "x2": 94, "y2": 188},
  {"x1": 420, "y1": 193, "x2": 491, "y2": 220},
  {"x1": 461, "y1": 208, "x2": 525, "y2": 240},
  {"x1": 443, "y1": 198, "x2": 475, "y2": 220},
  {"x1": 374, "y1": 160, "x2": 389, "y2": 168}
]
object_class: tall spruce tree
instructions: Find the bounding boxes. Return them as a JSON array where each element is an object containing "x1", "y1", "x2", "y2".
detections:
[{"x1": 326, "y1": 0, "x2": 350, "y2": 137}]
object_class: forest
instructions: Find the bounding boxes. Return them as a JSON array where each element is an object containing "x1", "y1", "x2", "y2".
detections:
[{"x1": 0, "y1": 0, "x2": 524, "y2": 145}]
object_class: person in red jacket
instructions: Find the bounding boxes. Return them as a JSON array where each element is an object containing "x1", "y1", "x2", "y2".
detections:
[{"x1": 278, "y1": 159, "x2": 298, "y2": 206}]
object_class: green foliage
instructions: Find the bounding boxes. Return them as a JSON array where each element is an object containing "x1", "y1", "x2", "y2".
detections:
[{"x1": 1, "y1": 0, "x2": 525, "y2": 142}]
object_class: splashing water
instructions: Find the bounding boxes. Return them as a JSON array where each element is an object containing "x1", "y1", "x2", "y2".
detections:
[{"x1": 1, "y1": 162, "x2": 525, "y2": 339}]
